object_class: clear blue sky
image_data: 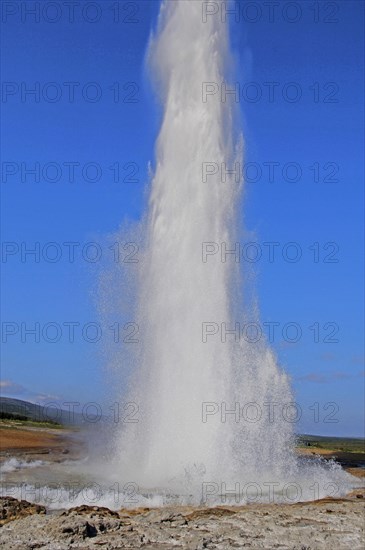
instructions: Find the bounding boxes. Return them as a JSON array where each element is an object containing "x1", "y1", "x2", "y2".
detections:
[{"x1": 1, "y1": 1, "x2": 364, "y2": 437}]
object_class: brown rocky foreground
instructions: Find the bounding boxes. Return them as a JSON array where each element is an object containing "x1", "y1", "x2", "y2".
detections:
[{"x1": 0, "y1": 493, "x2": 364, "y2": 549}]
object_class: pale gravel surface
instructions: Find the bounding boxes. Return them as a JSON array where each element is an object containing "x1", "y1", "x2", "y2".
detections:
[{"x1": 1, "y1": 496, "x2": 364, "y2": 549}]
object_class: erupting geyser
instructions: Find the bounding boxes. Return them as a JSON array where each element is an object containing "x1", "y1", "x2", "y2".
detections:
[{"x1": 103, "y1": 0, "x2": 355, "y2": 505}]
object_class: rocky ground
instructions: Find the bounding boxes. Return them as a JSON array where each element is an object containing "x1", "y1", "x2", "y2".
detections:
[{"x1": 0, "y1": 493, "x2": 364, "y2": 549}]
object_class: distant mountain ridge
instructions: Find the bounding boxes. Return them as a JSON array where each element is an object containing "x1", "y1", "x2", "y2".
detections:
[{"x1": 0, "y1": 396, "x2": 85, "y2": 425}]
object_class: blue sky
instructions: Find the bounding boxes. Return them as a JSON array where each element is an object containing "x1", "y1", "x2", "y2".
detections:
[{"x1": 1, "y1": 1, "x2": 364, "y2": 437}]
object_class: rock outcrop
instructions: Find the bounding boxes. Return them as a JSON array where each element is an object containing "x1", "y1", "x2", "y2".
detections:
[
  {"x1": 0, "y1": 496, "x2": 46, "y2": 526},
  {"x1": 0, "y1": 497, "x2": 364, "y2": 549}
]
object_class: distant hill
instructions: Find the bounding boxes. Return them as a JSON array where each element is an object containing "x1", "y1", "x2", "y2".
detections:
[{"x1": 0, "y1": 396, "x2": 86, "y2": 426}]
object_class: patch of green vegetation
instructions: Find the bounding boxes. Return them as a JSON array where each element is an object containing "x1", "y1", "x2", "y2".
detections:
[
  {"x1": 0, "y1": 415, "x2": 64, "y2": 430},
  {"x1": 297, "y1": 434, "x2": 365, "y2": 453}
]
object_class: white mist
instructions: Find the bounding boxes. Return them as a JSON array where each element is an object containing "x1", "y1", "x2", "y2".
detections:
[{"x1": 104, "y1": 0, "x2": 356, "y2": 505}]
